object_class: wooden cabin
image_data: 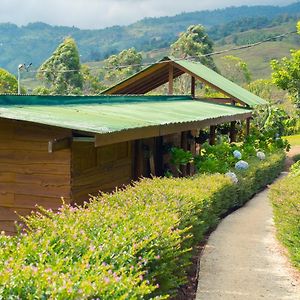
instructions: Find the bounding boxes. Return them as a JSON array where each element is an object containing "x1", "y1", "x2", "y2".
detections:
[{"x1": 0, "y1": 58, "x2": 266, "y2": 234}]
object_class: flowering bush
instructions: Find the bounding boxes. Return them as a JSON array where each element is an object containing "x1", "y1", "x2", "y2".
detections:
[
  {"x1": 257, "y1": 151, "x2": 266, "y2": 160},
  {"x1": 233, "y1": 150, "x2": 242, "y2": 159},
  {"x1": 0, "y1": 152, "x2": 285, "y2": 299},
  {"x1": 235, "y1": 160, "x2": 249, "y2": 170},
  {"x1": 192, "y1": 133, "x2": 288, "y2": 175},
  {"x1": 225, "y1": 171, "x2": 238, "y2": 183}
]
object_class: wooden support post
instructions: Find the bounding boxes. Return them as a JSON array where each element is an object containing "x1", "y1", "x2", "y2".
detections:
[
  {"x1": 180, "y1": 131, "x2": 188, "y2": 176},
  {"x1": 246, "y1": 117, "x2": 251, "y2": 136},
  {"x1": 134, "y1": 140, "x2": 144, "y2": 179},
  {"x1": 209, "y1": 125, "x2": 216, "y2": 145},
  {"x1": 188, "y1": 130, "x2": 196, "y2": 176},
  {"x1": 168, "y1": 64, "x2": 174, "y2": 95},
  {"x1": 148, "y1": 139, "x2": 156, "y2": 176},
  {"x1": 191, "y1": 76, "x2": 195, "y2": 98},
  {"x1": 229, "y1": 121, "x2": 237, "y2": 143},
  {"x1": 155, "y1": 136, "x2": 163, "y2": 177}
]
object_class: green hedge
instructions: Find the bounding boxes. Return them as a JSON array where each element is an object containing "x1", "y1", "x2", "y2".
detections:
[
  {"x1": 234, "y1": 151, "x2": 286, "y2": 207},
  {"x1": 270, "y1": 163, "x2": 300, "y2": 270},
  {"x1": 0, "y1": 152, "x2": 285, "y2": 299}
]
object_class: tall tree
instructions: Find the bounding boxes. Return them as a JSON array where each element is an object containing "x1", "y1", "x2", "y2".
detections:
[
  {"x1": 270, "y1": 21, "x2": 300, "y2": 106},
  {"x1": 220, "y1": 55, "x2": 251, "y2": 85},
  {"x1": 170, "y1": 25, "x2": 217, "y2": 70},
  {"x1": 103, "y1": 47, "x2": 142, "y2": 84},
  {"x1": 271, "y1": 50, "x2": 300, "y2": 106},
  {"x1": 0, "y1": 68, "x2": 18, "y2": 94},
  {"x1": 81, "y1": 65, "x2": 107, "y2": 95},
  {"x1": 37, "y1": 37, "x2": 83, "y2": 94}
]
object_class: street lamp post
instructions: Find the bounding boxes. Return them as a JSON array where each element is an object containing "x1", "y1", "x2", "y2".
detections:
[
  {"x1": 17, "y1": 64, "x2": 24, "y2": 95},
  {"x1": 17, "y1": 63, "x2": 32, "y2": 95}
]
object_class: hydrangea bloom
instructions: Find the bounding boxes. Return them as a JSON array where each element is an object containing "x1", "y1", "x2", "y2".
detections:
[
  {"x1": 233, "y1": 150, "x2": 242, "y2": 159},
  {"x1": 225, "y1": 171, "x2": 238, "y2": 184},
  {"x1": 235, "y1": 160, "x2": 249, "y2": 170},
  {"x1": 256, "y1": 151, "x2": 266, "y2": 160}
]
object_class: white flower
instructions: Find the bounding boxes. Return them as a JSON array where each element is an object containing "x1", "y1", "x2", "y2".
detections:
[
  {"x1": 235, "y1": 160, "x2": 249, "y2": 170},
  {"x1": 233, "y1": 150, "x2": 242, "y2": 159},
  {"x1": 256, "y1": 151, "x2": 266, "y2": 160},
  {"x1": 225, "y1": 171, "x2": 238, "y2": 184}
]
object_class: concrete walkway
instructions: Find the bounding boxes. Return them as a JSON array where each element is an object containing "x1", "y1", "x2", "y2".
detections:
[{"x1": 196, "y1": 178, "x2": 300, "y2": 299}]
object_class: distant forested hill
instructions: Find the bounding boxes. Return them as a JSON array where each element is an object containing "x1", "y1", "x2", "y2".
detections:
[{"x1": 1, "y1": 2, "x2": 300, "y2": 73}]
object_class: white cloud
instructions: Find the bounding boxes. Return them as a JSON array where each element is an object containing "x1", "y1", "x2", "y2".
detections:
[{"x1": 0, "y1": 0, "x2": 295, "y2": 29}]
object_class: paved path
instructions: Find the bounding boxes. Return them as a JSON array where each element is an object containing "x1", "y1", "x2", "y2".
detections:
[{"x1": 196, "y1": 176, "x2": 300, "y2": 300}]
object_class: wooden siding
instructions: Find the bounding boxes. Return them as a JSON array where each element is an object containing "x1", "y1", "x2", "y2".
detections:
[
  {"x1": 71, "y1": 141, "x2": 133, "y2": 205},
  {"x1": 0, "y1": 119, "x2": 72, "y2": 234}
]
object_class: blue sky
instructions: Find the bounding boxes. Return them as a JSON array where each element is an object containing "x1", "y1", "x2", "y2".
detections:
[{"x1": 0, "y1": 0, "x2": 296, "y2": 29}]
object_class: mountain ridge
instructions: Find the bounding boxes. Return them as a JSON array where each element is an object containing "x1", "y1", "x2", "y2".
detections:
[{"x1": 0, "y1": 2, "x2": 299, "y2": 73}]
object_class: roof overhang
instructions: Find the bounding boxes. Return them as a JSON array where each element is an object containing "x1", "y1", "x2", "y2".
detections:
[{"x1": 95, "y1": 110, "x2": 252, "y2": 146}]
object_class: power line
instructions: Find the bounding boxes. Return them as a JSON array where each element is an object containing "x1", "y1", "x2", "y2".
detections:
[{"x1": 26, "y1": 30, "x2": 297, "y2": 75}]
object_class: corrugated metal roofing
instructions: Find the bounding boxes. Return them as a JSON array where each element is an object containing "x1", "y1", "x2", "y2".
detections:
[
  {"x1": 174, "y1": 59, "x2": 266, "y2": 107},
  {"x1": 103, "y1": 57, "x2": 267, "y2": 107},
  {"x1": 0, "y1": 95, "x2": 252, "y2": 135}
]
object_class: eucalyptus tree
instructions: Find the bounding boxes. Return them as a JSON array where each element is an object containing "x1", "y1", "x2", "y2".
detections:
[{"x1": 37, "y1": 37, "x2": 83, "y2": 94}]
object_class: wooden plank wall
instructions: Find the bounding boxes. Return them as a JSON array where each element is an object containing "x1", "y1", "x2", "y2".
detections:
[
  {"x1": 0, "y1": 119, "x2": 72, "y2": 234},
  {"x1": 71, "y1": 141, "x2": 133, "y2": 205}
]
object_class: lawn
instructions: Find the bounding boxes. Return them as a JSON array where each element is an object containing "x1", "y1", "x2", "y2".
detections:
[{"x1": 284, "y1": 134, "x2": 300, "y2": 147}]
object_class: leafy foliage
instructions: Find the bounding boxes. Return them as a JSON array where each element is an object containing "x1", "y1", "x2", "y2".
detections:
[
  {"x1": 252, "y1": 104, "x2": 300, "y2": 136},
  {"x1": 81, "y1": 65, "x2": 107, "y2": 95},
  {"x1": 271, "y1": 49, "x2": 300, "y2": 106},
  {"x1": 0, "y1": 152, "x2": 285, "y2": 299},
  {"x1": 247, "y1": 79, "x2": 286, "y2": 103},
  {"x1": 219, "y1": 55, "x2": 252, "y2": 84},
  {"x1": 102, "y1": 47, "x2": 142, "y2": 84},
  {"x1": 170, "y1": 132, "x2": 288, "y2": 175},
  {"x1": 0, "y1": 68, "x2": 18, "y2": 94},
  {"x1": 170, "y1": 147, "x2": 193, "y2": 173},
  {"x1": 37, "y1": 37, "x2": 83, "y2": 95},
  {"x1": 270, "y1": 163, "x2": 300, "y2": 269},
  {"x1": 170, "y1": 25, "x2": 217, "y2": 70}
]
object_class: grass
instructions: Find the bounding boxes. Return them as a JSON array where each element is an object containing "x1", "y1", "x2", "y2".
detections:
[
  {"x1": 283, "y1": 134, "x2": 300, "y2": 146},
  {"x1": 270, "y1": 167, "x2": 300, "y2": 270},
  {"x1": 293, "y1": 153, "x2": 300, "y2": 162}
]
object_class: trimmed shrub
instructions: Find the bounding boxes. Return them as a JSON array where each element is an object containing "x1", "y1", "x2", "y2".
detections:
[
  {"x1": 0, "y1": 152, "x2": 285, "y2": 299},
  {"x1": 270, "y1": 162, "x2": 300, "y2": 270},
  {"x1": 234, "y1": 151, "x2": 285, "y2": 207}
]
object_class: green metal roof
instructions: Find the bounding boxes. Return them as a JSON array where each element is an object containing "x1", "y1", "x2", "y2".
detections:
[
  {"x1": 103, "y1": 57, "x2": 267, "y2": 108},
  {"x1": 174, "y1": 59, "x2": 267, "y2": 107},
  {"x1": 0, "y1": 95, "x2": 252, "y2": 135}
]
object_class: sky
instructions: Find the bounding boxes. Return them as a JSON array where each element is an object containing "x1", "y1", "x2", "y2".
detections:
[{"x1": 0, "y1": 0, "x2": 296, "y2": 29}]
